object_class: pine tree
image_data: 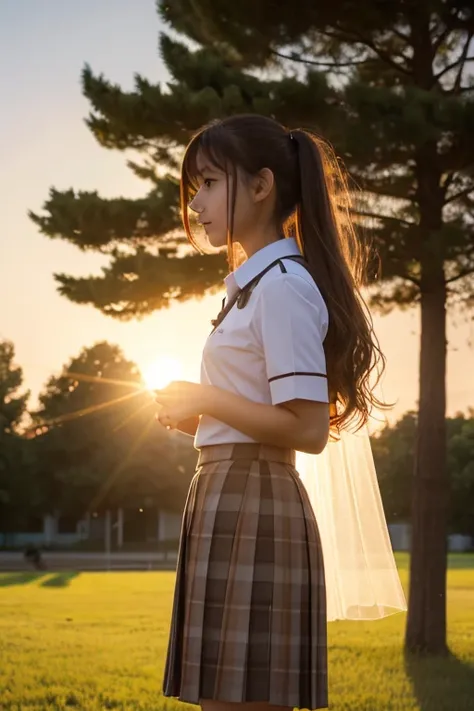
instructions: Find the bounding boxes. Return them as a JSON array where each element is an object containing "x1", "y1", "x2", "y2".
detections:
[
  {"x1": 0, "y1": 340, "x2": 30, "y2": 536},
  {"x1": 0, "y1": 340, "x2": 29, "y2": 434},
  {"x1": 29, "y1": 0, "x2": 474, "y2": 653}
]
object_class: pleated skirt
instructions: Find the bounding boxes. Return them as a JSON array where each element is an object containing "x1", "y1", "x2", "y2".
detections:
[{"x1": 161, "y1": 443, "x2": 328, "y2": 710}]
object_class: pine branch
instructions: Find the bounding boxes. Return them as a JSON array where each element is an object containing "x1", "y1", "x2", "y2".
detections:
[
  {"x1": 453, "y1": 32, "x2": 473, "y2": 93},
  {"x1": 304, "y1": 25, "x2": 410, "y2": 72},
  {"x1": 351, "y1": 178, "x2": 415, "y2": 203},
  {"x1": 445, "y1": 266, "x2": 474, "y2": 284},
  {"x1": 360, "y1": 39, "x2": 412, "y2": 74},
  {"x1": 444, "y1": 186, "x2": 474, "y2": 204},
  {"x1": 343, "y1": 28, "x2": 412, "y2": 75},
  {"x1": 402, "y1": 274, "x2": 422, "y2": 287},
  {"x1": 269, "y1": 48, "x2": 367, "y2": 68},
  {"x1": 354, "y1": 210, "x2": 416, "y2": 228},
  {"x1": 434, "y1": 55, "x2": 474, "y2": 82}
]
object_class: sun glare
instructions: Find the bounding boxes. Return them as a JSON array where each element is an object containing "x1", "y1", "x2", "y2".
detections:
[{"x1": 142, "y1": 356, "x2": 184, "y2": 391}]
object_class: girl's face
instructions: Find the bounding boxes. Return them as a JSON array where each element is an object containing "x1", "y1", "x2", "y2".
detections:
[{"x1": 188, "y1": 149, "x2": 260, "y2": 250}]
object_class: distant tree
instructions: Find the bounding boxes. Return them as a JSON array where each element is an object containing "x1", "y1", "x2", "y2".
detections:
[
  {"x1": 373, "y1": 410, "x2": 474, "y2": 537},
  {"x1": 0, "y1": 340, "x2": 29, "y2": 434},
  {"x1": 448, "y1": 411, "x2": 474, "y2": 537},
  {"x1": 30, "y1": 342, "x2": 194, "y2": 519},
  {"x1": 0, "y1": 340, "x2": 31, "y2": 539},
  {"x1": 372, "y1": 412, "x2": 417, "y2": 524}
]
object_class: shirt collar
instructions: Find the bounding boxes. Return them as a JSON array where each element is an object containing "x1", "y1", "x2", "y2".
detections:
[{"x1": 224, "y1": 237, "x2": 302, "y2": 297}]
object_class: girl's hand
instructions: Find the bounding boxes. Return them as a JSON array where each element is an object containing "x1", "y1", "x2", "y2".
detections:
[
  {"x1": 156, "y1": 404, "x2": 198, "y2": 431},
  {"x1": 154, "y1": 381, "x2": 210, "y2": 430}
]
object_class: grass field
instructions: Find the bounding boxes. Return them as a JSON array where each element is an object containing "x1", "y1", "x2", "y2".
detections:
[{"x1": 1, "y1": 554, "x2": 473, "y2": 711}]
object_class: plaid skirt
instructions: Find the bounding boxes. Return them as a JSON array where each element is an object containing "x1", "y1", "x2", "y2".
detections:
[{"x1": 161, "y1": 443, "x2": 328, "y2": 710}]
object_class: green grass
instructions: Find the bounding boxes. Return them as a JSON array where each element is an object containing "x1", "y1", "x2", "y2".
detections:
[{"x1": 0, "y1": 554, "x2": 473, "y2": 710}]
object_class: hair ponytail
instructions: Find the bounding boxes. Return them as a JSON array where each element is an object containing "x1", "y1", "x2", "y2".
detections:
[{"x1": 290, "y1": 128, "x2": 387, "y2": 434}]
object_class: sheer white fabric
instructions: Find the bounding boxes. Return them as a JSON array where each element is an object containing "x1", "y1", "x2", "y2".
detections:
[{"x1": 296, "y1": 425, "x2": 407, "y2": 621}]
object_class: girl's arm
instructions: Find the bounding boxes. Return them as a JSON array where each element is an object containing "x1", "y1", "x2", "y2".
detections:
[{"x1": 202, "y1": 386, "x2": 329, "y2": 455}]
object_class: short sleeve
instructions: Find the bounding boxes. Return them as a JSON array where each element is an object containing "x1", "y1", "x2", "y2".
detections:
[{"x1": 256, "y1": 274, "x2": 329, "y2": 405}]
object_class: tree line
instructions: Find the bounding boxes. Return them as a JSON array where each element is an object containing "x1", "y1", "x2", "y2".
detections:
[
  {"x1": 0, "y1": 339, "x2": 196, "y2": 539},
  {"x1": 2, "y1": 337, "x2": 473, "y2": 541},
  {"x1": 373, "y1": 410, "x2": 474, "y2": 537}
]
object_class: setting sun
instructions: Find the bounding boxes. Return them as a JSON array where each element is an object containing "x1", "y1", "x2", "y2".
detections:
[{"x1": 142, "y1": 356, "x2": 183, "y2": 391}]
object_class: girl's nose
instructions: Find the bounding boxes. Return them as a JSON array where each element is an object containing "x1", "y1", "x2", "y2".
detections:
[{"x1": 188, "y1": 195, "x2": 202, "y2": 213}]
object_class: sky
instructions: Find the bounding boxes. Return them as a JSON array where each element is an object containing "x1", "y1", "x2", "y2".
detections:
[{"x1": 0, "y1": 0, "x2": 473, "y2": 426}]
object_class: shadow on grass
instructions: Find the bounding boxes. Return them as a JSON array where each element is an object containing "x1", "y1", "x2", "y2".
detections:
[
  {"x1": 40, "y1": 571, "x2": 80, "y2": 587},
  {"x1": 405, "y1": 649, "x2": 474, "y2": 711},
  {"x1": 0, "y1": 571, "x2": 80, "y2": 587},
  {"x1": 0, "y1": 572, "x2": 50, "y2": 586}
]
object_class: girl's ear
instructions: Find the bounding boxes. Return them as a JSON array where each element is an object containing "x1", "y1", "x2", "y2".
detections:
[{"x1": 252, "y1": 167, "x2": 275, "y2": 203}]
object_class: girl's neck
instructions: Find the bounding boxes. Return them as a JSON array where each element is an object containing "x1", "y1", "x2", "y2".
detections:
[{"x1": 238, "y1": 228, "x2": 283, "y2": 259}]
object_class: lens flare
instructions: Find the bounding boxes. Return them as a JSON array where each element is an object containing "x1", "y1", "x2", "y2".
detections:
[{"x1": 142, "y1": 356, "x2": 183, "y2": 391}]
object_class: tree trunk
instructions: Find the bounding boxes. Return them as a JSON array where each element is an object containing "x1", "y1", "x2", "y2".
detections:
[{"x1": 405, "y1": 262, "x2": 449, "y2": 654}]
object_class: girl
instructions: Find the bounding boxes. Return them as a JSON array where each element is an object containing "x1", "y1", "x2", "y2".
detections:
[{"x1": 154, "y1": 114, "x2": 405, "y2": 711}]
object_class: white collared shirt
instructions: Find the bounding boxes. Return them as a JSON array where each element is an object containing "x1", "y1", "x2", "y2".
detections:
[{"x1": 194, "y1": 237, "x2": 329, "y2": 448}]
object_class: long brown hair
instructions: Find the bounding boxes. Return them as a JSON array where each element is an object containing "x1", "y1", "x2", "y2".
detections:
[{"x1": 180, "y1": 114, "x2": 388, "y2": 433}]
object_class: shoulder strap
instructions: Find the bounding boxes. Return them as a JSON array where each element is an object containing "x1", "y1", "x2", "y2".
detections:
[
  {"x1": 237, "y1": 254, "x2": 311, "y2": 307},
  {"x1": 278, "y1": 254, "x2": 308, "y2": 272},
  {"x1": 210, "y1": 289, "x2": 241, "y2": 332},
  {"x1": 210, "y1": 254, "x2": 310, "y2": 332}
]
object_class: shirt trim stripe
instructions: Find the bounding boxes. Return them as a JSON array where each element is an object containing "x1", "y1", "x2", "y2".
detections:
[{"x1": 268, "y1": 371, "x2": 328, "y2": 384}]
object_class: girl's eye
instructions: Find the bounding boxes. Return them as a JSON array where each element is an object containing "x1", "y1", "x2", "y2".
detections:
[{"x1": 203, "y1": 178, "x2": 214, "y2": 188}]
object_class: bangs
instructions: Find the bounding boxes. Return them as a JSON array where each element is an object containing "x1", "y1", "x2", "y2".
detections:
[{"x1": 182, "y1": 127, "x2": 230, "y2": 193}]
